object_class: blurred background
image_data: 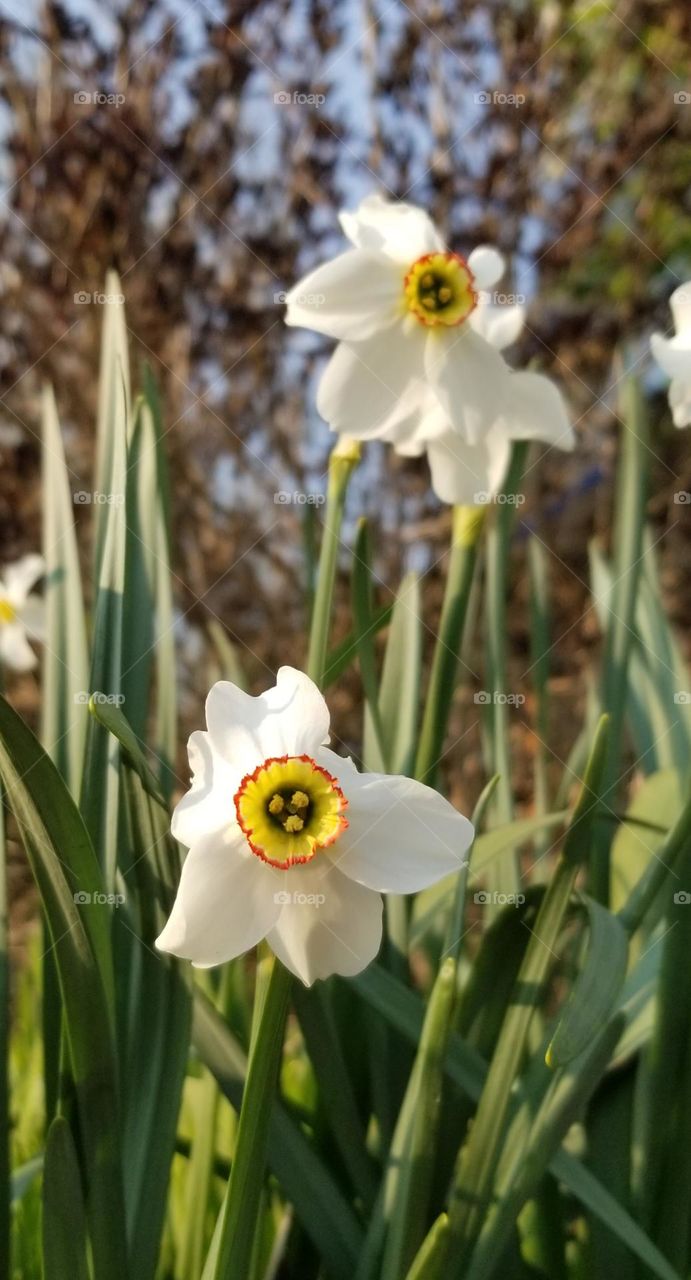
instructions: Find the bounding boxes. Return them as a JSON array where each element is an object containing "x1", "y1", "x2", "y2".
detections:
[{"x1": 1, "y1": 0, "x2": 690, "y2": 850}]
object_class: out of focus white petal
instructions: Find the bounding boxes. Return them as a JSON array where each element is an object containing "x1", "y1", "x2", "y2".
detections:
[
  {"x1": 501, "y1": 371, "x2": 575, "y2": 450},
  {"x1": 670, "y1": 377, "x2": 691, "y2": 428},
  {"x1": 4, "y1": 554, "x2": 45, "y2": 607},
  {"x1": 426, "y1": 427, "x2": 511, "y2": 506},
  {"x1": 467, "y1": 245, "x2": 505, "y2": 290},
  {"x1": 339, "y1": 194, "x2": 444, "y2": 264},
  {"x1": 316, "y1": 322, "x2": 429, "y2": 443},
  {"x1": 470, "y1": 300, "x2": 525, "y2": 350},
  {"x1": 0, "y1": 621, "x2": 38, "y2": 672},
  {"x1": 425, "y1": 326, "x2": 508, "y2": 443},
  {"x1": 651, "y1": 332, "x2": 691, "y2": 381},
  {"x1": 285, "y1": 250, "x2": 401, "y2": 340}
]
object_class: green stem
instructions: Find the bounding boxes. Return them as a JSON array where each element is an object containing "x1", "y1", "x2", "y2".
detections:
[
  {"x1": 415, "y1": 505, "x2": 485, "y2": 786},
  {"x1": 0, "y1": 761, "x2": 8, "y2": 1280},
  {"x1": 591, "y1": 370, "x2": 648, "y2": 905},
  {"x1": 306, "y1": 438, "x2": 361, "y2": 686},
  {"x1": 211, "y1": 439, "x2": 359, "y2": 1278},
  {"x1": 212, "y1": 955, "x2": 292, "y2": 1280}
]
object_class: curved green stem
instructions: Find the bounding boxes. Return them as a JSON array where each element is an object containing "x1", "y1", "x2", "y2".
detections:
[{"x1": 415, "y1": 506, "x2": 485, "y2": 786}]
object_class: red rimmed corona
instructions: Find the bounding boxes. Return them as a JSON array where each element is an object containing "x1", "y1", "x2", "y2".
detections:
[
  {"x1": 234, "y1": 753, "x2": 348, "y2": 868},
  {"x1": 403, "y1": 251, "x2": 478, "y2": 328}
]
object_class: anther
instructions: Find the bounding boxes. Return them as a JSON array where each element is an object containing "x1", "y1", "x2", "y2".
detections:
[
  {"x1": 268, "y1": 794, "x2": 285, "y2": 815},
  {"x1": 291, "y1": 791, "x2": 309, "y2": 810},
  {"x1": 284, "y1": 814, "x2": 304, "y2": 833}
]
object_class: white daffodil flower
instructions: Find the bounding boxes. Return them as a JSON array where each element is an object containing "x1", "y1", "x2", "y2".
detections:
[
  {"x1": 651, "y1": 282, "x2": 691, "y2": 427},
  {"x1": 285, "y1": 194, "x2": 573, "y2": 505},
  {"x1": 0, "y1": 553, "x2": 46, "y2": 672},
  {"x1": 157, "y1": 666, "x2": 473, "y2": 986}
]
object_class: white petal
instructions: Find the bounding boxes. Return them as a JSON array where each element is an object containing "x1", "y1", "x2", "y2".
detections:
[
  {"x1": 470, "y1": 301, "x2": 525, "y2": 350},
  {"x1": 425, "y1": 326, "x2": 509, "y2": 444},
  {"x1": 206, "y1": 667, "x2": 331, "y2": 775},
  {"x1": 266, "y1": 861, "x2": 383, "y2": 986},
  {"x1": 329, "y1": 770, "x2": 474, "y2": 894},
  {"x1": 651, "y1": 332, "x2": 691, "y2": 381},
  {"x1": 156, "y1": 827, "x2": 281, "y2": 967},
  {"x1": 500, "y1": 371, "x2": 575, "y2": 450},
  {"x1": 171, "y1": 730, "x2": 240, "y2": 848},
  {"x1": 339, "y1": 194, "x2": 444, "y2": 264},
  {"x1": 19, "y1": 595, "x2": 46, "y2": 642},
  {"x1": 426, "y1": 428, "x2": 511, "y2": 506},
  {"x1": 670, "y1": 282, "x2": 691, "y2": 337},
  {"x1": 316, "y1": 323, "x2": 431, "y2": 445},
  {"x1": 467, "y1": 246, "x2": 505, "y2": 290},
  {"x1": 285, "y1": 250, "x2": 401, "y2": 340},
  {"x1": 0, "y1": 622, "x2": 37, "y2": 672},
  {"x1": 3, "y1": 553, "x2": 45, "y2": 607},
  {"x1": 669, "y1": 377, "x2": 691, "y2": 428}
]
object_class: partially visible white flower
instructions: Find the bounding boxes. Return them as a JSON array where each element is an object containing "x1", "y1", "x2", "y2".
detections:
[
  {"x1": 651, "y1": 282, "x2": 691, "y2": 427},
  {"x1": 285, "y1": 193, "x2": 573, "y2": 506},
  {"x1": 157, "y1": 666, "x2": 473, "y2": 986},
  {"x1": 0, "y1": 554, "x2": 45, "y2": 672}
]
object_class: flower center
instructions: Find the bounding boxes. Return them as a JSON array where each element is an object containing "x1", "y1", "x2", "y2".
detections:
[
  {"x1": 0, "y1": 598, "x2": 16, "y2": 625},
  {"x1": 404, "y1": 252, "x2": 477, "y2": 327},
  {"x1": 234, "y1": 754, "x2": 348, "y2": 869}
]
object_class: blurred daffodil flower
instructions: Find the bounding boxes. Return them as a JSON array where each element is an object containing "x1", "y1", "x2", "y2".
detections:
[
  {"x1": 651, "y1": 282, "x2": 691, "y2": 427},
  {"x1": 0, "y1": 553, "x2": 45, "y2": 672},
  {"x1": 286, "y1": 193, "x2": 573, "y2": 504},
  {"x1": 157, "y1": 666, "x2": 473, "y2": 985}
]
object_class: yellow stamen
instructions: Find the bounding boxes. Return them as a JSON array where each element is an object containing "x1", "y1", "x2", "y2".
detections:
[
  {"x1": 284, "y1": 814, "x2": 304, "y2": 833},
  {"x1": 290, "y1": 791, "x2": 309, "y2": 810},
  {"x1": 268, "y1": 794, "x2": 285, "y2": 815}
]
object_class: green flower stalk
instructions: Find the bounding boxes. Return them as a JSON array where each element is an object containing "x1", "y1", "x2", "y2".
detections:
[{"x1": 415, "y1": 504, "x2": 485, "y2": 787}]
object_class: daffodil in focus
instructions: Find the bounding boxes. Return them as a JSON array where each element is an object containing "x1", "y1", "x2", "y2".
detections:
[
  {"x1": 156, "y1": 666, "x2": 473, "y2": 985},
  {"x1": 0, "y1": 553, "x2": 45, "y2": 672},
  {"x1": 285, "y1": 193, "x2": 574, "y2": 504},
  {"x1": 650, "y1": 281, "x2": 691, "y2": 427}
]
